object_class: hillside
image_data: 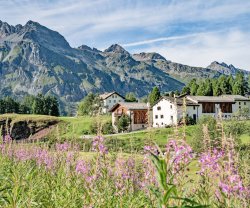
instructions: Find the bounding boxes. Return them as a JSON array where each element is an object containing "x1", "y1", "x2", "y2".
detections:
[{"x1": 1, "y1": 20, "x2": 249, "y2": 113}]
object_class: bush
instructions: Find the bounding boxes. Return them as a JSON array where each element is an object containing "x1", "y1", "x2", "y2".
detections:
[
  {"x1": 89, "y1": 121, "x2": 114, "y2": 135},
  {"x1": 178, "y1": 116, "x2": 196, "y2": 125},
  {"x1": 224, "y1": 120, "x2": 250, "y2": 146},
  {"x1": 102, "y1": 121, "x2": 114, "y2": 134},
  {"x1": 191, "y1": 116, "x2": 220, "y2": 152},
  {"x1": 117, "y1": 115, "x2": 130, "y2": 132}
]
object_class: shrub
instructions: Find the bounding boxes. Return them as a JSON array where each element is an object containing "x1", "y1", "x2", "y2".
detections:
[
  {"x1": 191, "y1": 116, "x2": 220, "y2": 152},
  {"x1": 102, "y1": 121, "x2": 114, "y2": 134},
  {"x1": 117, "y1": 115, "x2": 130, "y2": 132},
  {"x1": 178, "y1": 116, "x2": 196, "y2": 125}
]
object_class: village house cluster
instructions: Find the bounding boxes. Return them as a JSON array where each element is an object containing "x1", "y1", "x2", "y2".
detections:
[{"x1": 100, "y1": 92, "x2": 250, "y2": 132}]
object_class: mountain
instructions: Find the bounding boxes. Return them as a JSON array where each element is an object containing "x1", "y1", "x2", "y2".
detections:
[
  {"x1": 0, "y1": 20, "x2": 249, "y2": 114},
  {"x1": 207, "y1": 61, "x2": 250, "y2": 76},
  {"x1": 0, "y1": 20, "x2": 185, "y2": 114},
  {"x1": 132, "y1": 52, "x2": 222, "y2": 83}
]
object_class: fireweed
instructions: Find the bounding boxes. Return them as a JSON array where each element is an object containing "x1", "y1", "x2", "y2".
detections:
[{"x1": 0, "y1": 135, "x2": 249, "y2": 207}]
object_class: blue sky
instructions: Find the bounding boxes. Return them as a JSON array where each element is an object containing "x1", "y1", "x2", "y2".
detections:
[{"x1": 1, "y1": 0, "x2": 250, "y2": 70}]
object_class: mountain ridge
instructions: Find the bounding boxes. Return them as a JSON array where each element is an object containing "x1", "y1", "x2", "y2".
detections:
[{"x1": 0, "y1": 20, "x2": 249, "y2": 114}]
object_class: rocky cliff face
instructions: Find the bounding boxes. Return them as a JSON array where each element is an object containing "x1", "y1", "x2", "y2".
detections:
[
  {"x1": 0, "y1": 20, "x2": 248, "y2": 114},
  {"x1": 207, "y1": 61, "x2": 250, "y2": 76}
]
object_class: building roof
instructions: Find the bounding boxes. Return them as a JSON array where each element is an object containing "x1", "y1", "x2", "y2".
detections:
[
  {"x1": 221, "y1": 95, "x2": 250, "y2": 101},
  {"x1": 99, "y1": 91, "x2": 125, "y2": 100},
  {"x1": 153, "y1": 96, "x2": 199, "y2": 107},
  {"x1": 187, "y1": 96, "x2": 235, "y2": 103},
  {"x1": 109, "y1": 102, "x2": 148, "y2": 112}
]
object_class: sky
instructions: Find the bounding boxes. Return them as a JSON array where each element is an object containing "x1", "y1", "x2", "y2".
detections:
[{"x1": 1, "y1": 0, "x2": 250, "y2": 70}]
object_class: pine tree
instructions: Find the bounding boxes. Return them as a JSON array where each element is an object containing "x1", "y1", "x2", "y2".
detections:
[
  {"x1": 213, "y1": 80, "x2": 222, "y2": 96},
  {"x1": 196, "y1": 82, "x2": 206, "y2": 96},
  {"x1": 233, "y1": 72, "x2": 245, "y2": 95},
  {"x1": 190, "y1": 80, "x2": 199, "y2": 95},
  {"x1": 149, "y1": 87, "x2": 161, "y2": 106},
  {"x1": 181, "y1": 86, "x2": 190, "y2": 95},
  {"x1": 204, "y1": 79, "x2": 213, "y2": 95}
]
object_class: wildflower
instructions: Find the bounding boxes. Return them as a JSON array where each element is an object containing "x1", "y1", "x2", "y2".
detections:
[
  {"x1": 56, "y1": 142, "x2": 71, "y2": 151},
  {"x1": 92, "y1": 136, "x2": 108, "y2": 155},
  {"x1": 3, "y1": 134, "x2": 12, "y2": 143}
]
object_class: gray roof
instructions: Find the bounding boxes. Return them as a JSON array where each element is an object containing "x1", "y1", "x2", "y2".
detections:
[
  {"x1": 153, "y1": 96, "x2": 199, "y2": 106},
  {"x1": 221, "y1": 95, "x2": 250, "y2": 101},
  {"x1": 187, "y1": 96, "x2": 235, "y2": 103},
  {"x1": 110, "y1": 102, "x2": 148, "y2": 111},
  {"x1": 99, "y1": 91, "x2": 125, "y2": 100}
]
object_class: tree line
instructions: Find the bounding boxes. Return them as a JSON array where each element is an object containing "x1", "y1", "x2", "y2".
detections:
[
  {"x1": 0, "y1": 94, "x2": 60, "y2": 116},
  {"x1": 181, "y1": 73, "x2": 250, "y2": 96}
]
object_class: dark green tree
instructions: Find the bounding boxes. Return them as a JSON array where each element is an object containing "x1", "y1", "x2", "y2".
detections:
[
  {"x1": 125, "y1": 92, "x2": 137, "y2": 102},
  {"x1": 232, "y1": 72, "x2": 245, "y2": 95},
  {"x1": 117, "y1": 115, "x2": 130, "y2": 132},
  {"x1": 196, "y1": 82, "x2": 206, "y2": 96},
  {"x1": 77, "y1": 93, "x2": 101, "y2": 116},
  {"x1": 181, "y1": 86, "x2": 191, "y2": 95},
  {"x1": 213, "y1": 80, "x2": 222, "y2": 96},
  {"x1": 149, "y1": 87, "x2": 161, "y2": 106},
  {"x1": 190, "y1": 80, "x2": 199, "y2": 95},
  {"x1": 32, "y1": 94, "x2": 45, "y2": 115},
  {"x1": 204, "y1": 79, "x2": 213, "y2": 95}
]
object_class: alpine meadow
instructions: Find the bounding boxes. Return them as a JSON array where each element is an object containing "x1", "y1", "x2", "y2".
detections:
[{"x1": 0, "y1": 1, "x2": 250, "y2": 208}]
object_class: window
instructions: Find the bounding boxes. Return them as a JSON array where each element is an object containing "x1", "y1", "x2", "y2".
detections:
[
  {"x1": 193, "y1": 106, "x2": 195, "y2": 110},
  {"x1": 161, "y1": 122, "x2": 164, "y2": 125},
  {"x1": 112, "y1": 95, "x2": 114, "y2": 98},
  {"x1": 160, "y1": 115, "x2": 164, "y2": 118},
  {"x1": 155, "y1": 115, "x2": 158, "y2": 119},
  {"x1": 109, "y1": 100, "x2": 111, "y2": 103},
  {"x1": 170, "y1": 105, "x2": 172, "y2": 109},
  {"x1": 239, "y1": 102, "x2": 241, "y2": 105},
  {"x1": 239, "y1": 106, "x2": 241, "y2": 109},
  {"x1": 170, "y1": 116, "x2": 173, "y2": 121},
  {"x1": 244, "y1": 102, "x2": 246, "y2": 105},
  {"x1": 202, "y1": 103, "x2": 215, "y2": 113},
  {"x1": 157, "y1": 106, "x2": 161, "y2": 110},
  {"x1": 114, "y1": 100, "x2": 116, "y2": 103}
]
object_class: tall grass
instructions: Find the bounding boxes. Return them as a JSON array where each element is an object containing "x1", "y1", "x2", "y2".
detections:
[{"x1": 0, "y1": 119, "x2": 249, "y2": 207}]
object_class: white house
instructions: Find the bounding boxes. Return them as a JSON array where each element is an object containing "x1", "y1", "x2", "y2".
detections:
[
  {"x1": 153, "y1": 95, "x2": 250, "y2": 127},
  {"x1": 153, "y1": 96, "x2": 199, "y2": 127},
  {"x1": 100, "y1": 91, "x2": 125, "y2": 114},
  {"x1": 109, "y1": 102, "x2": 149, "y2": 132}
]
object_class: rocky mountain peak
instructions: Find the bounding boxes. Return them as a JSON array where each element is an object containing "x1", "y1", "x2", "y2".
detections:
[
  {"x1": 104, "y1": 44, "x2": 129, "y2": 54},
  {"x1": 133, "y1": 52, "x2": 166, "y2": 62},
  {"x1": 207, "y1": 61, "x2": 249, "y2": 76},
  {"x1": 0, "y1": 20, "x2": 16, "y2": 38},
  {"x1": 78, "y1": 45, "x2": 93, "y2": 51}
]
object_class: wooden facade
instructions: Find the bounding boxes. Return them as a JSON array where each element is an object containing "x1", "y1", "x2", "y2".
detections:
[
  {"x1": 201, "y1": 102, "x2": 233, "y2": 113},
  {"x1": 133, "y1": 110, "x2": 148, "y2": 124},
  {"x1": 220, "y1": 103, "x2": 232, "y2": 113},
  {"x1": 202, "y1": 102, "x2": 215, "y2": 113}
]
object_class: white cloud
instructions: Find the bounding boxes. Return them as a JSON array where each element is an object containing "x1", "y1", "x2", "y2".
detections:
[
  {"x1": 1, "y1": 0, "x2": 250, "y2": 69},
  {"x1": 133, "y1": 30, "x2": 250, "y2": 70}
]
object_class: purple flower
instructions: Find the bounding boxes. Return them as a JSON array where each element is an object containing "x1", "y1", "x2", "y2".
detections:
[
  {"x1": 56, "y1": 142, "x2": 71, "y2": 151},
  {"x1": 3, "y1": 134, "x2": 12, "y2": 143},
  {"x1": 92, "y1": 136, "x2": 108, "y2": 155}
]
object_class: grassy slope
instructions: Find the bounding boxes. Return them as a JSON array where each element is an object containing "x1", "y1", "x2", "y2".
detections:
[
  {"x1": 0, "y1": 114, "x2": 249, "y2": 147},
  {"x1": 59, "y1": 115, "x2": 111, "y2": 138}
]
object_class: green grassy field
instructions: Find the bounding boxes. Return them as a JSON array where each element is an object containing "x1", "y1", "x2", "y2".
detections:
[
  {"x1": 58, "y1": 115, "x2": 111, "y2": 138},
  {"x1": 0, "y1": 114, "x2": 249, "y2": 152}
]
